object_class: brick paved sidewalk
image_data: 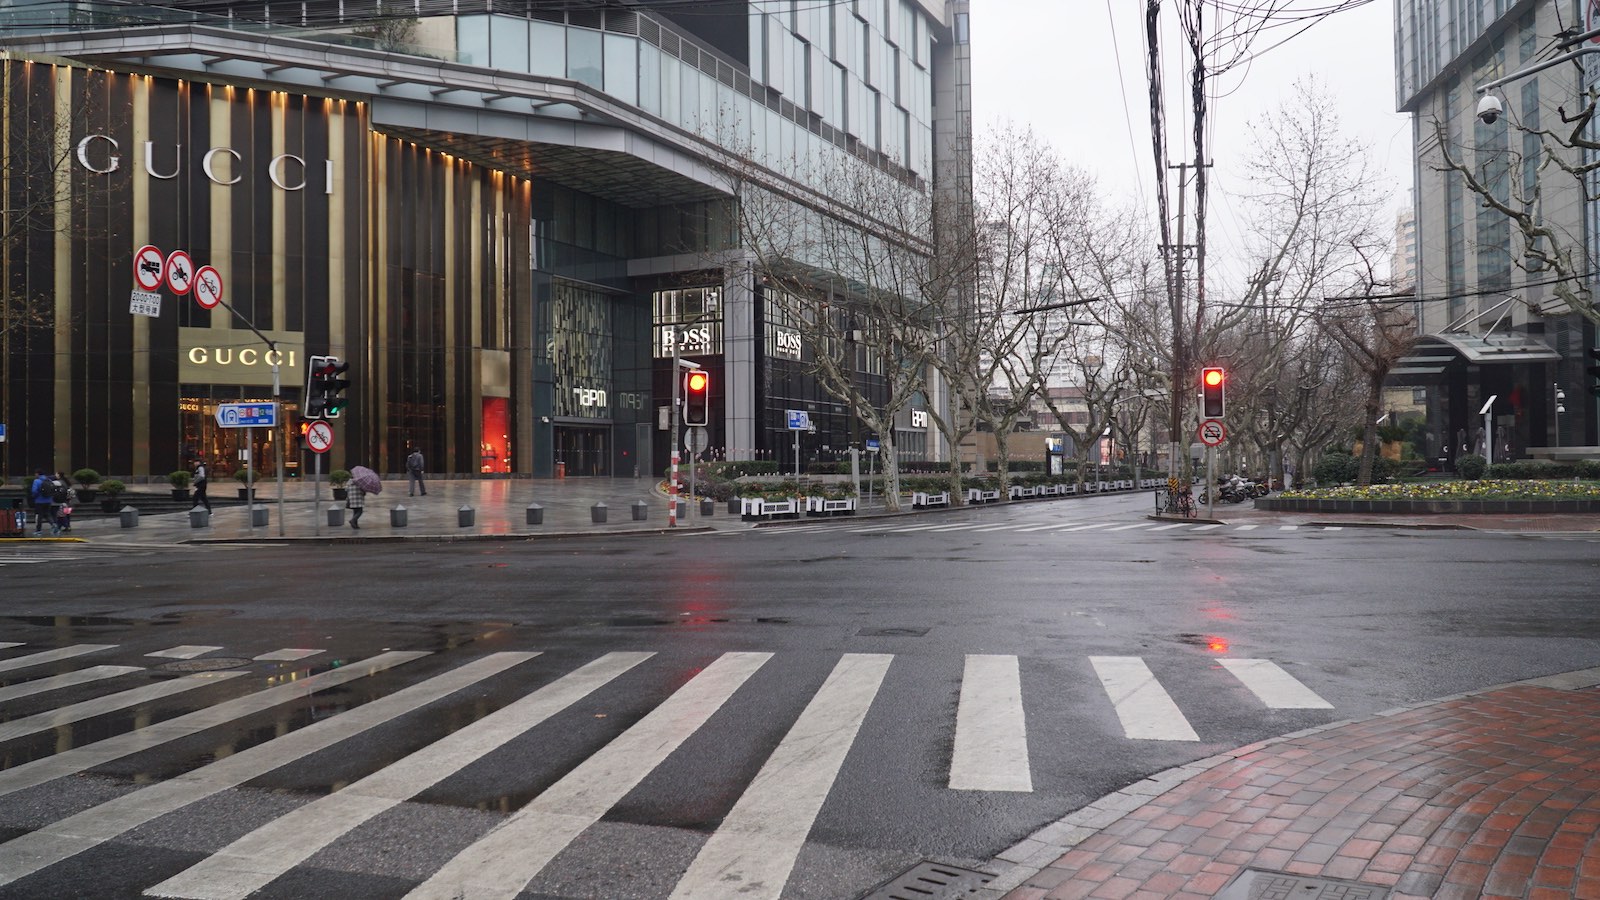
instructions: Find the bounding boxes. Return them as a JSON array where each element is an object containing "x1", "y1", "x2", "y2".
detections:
[{"x1": 987, "y1": 673, "x2": 1600, "y2": 900}]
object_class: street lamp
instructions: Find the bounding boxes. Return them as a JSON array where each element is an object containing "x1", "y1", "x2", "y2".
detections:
[{"x1": 1554, "y1": 383, "x2": 1566, "y2": 448}]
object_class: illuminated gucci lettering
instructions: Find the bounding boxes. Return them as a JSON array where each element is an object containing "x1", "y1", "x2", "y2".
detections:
[
  {"x1": 187, "y1": 347, "x2": 296, "y2": 368},
  {"x1": 75, "y1": 135, "x2": 335, "y2": 194}
]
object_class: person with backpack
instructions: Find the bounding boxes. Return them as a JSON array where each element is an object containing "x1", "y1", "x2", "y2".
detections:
[
  {"x1": 53, "y1": 472, "x2": 76, "y2": 533},
  {"x1": 29, "y1": 469, "x2": 58, "y2": 537},
  {"x1": 191, "y1": 460, "x2": 211, "y2": 513},
  {"x1": 406, "y1": 446, "x2": 427, "y2": 497}
]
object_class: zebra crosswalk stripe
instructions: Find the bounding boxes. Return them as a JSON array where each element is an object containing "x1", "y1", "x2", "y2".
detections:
[
  {"x1": 0, "y1": 664, "x2": 142, "y2": 703},
  {"x1": 0, "y1": 673, "x2": 246, "y2": 744},
  {"x1": 1105, "y1": 523, "x2": 1154, "y2": 532},
  {"x1": 1235, "y1": 524, "x2": 1259, "y2": 530},
  {"x1": 0, "y1": 650, "x2": 429, "y2": 800},
  {"x1": 1219, "y1": 658, "x2": 1333, "y2": 709},
  {"x1": 0, "y1": 652, "x2": 524, "y2": 891},
  {"x1": 1279, "y1": 525, "x2": 1300, "y2": 531},
  {"x1": 1089, "y1": 656, "x2": 1199, "y2": 741},
  {"x1": 0, "y1": 644, "x2": 114, "y2": 674},
  {"x1": 1191, "y1": 524, "x2": 1223, "y2": 531},
  {"x1": 1012, "y1": 522, "x2": 1079, "y2": 532},
  {"x1": 153, "y1": 651, "x2": 643, "y2": 900},
  {"x1": 669, "y1": 653, "x2": 893, "y2": 900},
  {"x1": 1148, "y1": 523, "x2": 1189, "y2": 531},
  {"x1": 1058, "y1": 523, "x2": 1112, "y2": 532},
  {"x1": 407, "y1": 651, "x2": 771, "y2": 900},
  {"x1": 0, "y1": 642, "x2": 22, "y2": 650},
  {"x1": 949, "y1": 655, "x2": 1031, "y2": 792}
]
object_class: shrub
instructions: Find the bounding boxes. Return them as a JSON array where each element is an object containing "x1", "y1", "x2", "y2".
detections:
[
  {"x1": 1456, "y1": 454, "x2": 1487, "y2": 480},
  {"x1": 100, "y1": 479, "x2": 126, "y2": 496},
  {"x1": 1313, "y1": 453, "x2": 1359, "y2": 486},
  {"x1": 329, "y1": 469, "x2": 352, "y2": 486},
  {"x1": 234, "y1": 469, "x2": 254, "y2": 484},
  {"x1": 1486, "y1": 461, "x2": 1576, "y2": 480},
  {"x1": 1579, "y1": 460, "x2": 1600, "y2": 479},
  {"x1": 168, "y1": 470, "x2": 192, "y2": 489},
  {"x1": 72, "y1": 468, "x2": 101, "y2": 487}
]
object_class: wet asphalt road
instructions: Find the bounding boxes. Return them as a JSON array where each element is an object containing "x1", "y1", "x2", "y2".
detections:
[{"x1": 1, "y1": 493, "x2": 1598, "y2": 899}]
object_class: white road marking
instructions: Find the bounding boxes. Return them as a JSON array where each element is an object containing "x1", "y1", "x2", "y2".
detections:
[
  {"x1": 1278, "y1": 525, "x2": 1300, "y2": 531},
  {"x1": 1058, "y1": 523, "x2": 1113, "y2": 532},
  {"x1": 252, "y1": 648, "x2": 322, "y2": 661},
  {"x1": 1191, "y1": 524, "x2": 1224, "y2": 531},
  {"x1": 0, "y1": 654, "x2": 530, "y2": 892},
  {"x1": 1321, "y1": 526, "x2": 1343, "y2": 531},
  {"x1": 0, "y1": 674, "x2": 245, "y2": 744},
  {"x1": 1234, "y1": 524, "x2": 1259, "y2": 531},
  {"x1": 1219, "y1": 659, "x2": 1333, "y2": 709},
  {"x1": 1105, "y1": 523, "x2": 1154, "y2": 532},
  {"x1": 885, "y1": 523, "x2": 965, "y2": 533},
  {"x1": 0, "y1": 644, "x2": 115, "y2": 674},
  {"x1": 154, "y1": 652, "x2": 654, "y2": 900},
  {"x1": 0, "y1": 642, "x2": 20, "y2": 649},
  {"x1": 949, "y1": 655, "x2": 1031, "y2": 792},
  {"x1": 147, "y1": 646, "x2": 223, "y2": 659},
  {"x1": 1012, "y1": 522, "x2": 1079, "y2": 532},
  {"x1": 0, "y1": 665, "x2": 142, "y2": 703},
  {"x1": 668, "y1": 653, "x2": 893, "y2": 900},
  {"x1": 0, "y1": 651, "x2": 428, "y2": 800},
  {"x1": 406, "y1": 652, "x2": 771, "y2": 900},
  {"x1": 1089, "y1": 656, "x2": 1199, "y2": 742},
  {"x1": 846, "y1": 525, "x2": 902, "y2": 533},
  {"x1": 965, "y1": 523, "x2": 1027, "y2": 532},
  {"x1": 1148, "y1": 523, "x2": 1190, "y2": 531}
]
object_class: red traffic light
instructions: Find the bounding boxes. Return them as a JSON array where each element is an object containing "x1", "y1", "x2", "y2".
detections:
[
  {"x1": 686, "y1": 371, "x2": 708, "y2": 393},
  {"x1": 1201, "y1": 366, "x2": 1226, "y2": 418},
  {"x1": 1203, "y1": 368, "x2": 1224, "y2": 387}
]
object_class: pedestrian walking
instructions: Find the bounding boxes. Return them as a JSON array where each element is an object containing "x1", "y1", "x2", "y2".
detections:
[
  {"x1": 346, "y1": 481, "x2": 366, "y2": 529},
  {"x1": 191, "y1": 460, "x2": 211, "y2": 512},
  {"x1": 406, "y1": 446, "x2": 427, "y2": 496},
  {"x1": 29, "y1": 469, "x2": 58, "y2": 537},
  {"x1": 53, "y1": 472, "x2": 76, "y2": 533}
]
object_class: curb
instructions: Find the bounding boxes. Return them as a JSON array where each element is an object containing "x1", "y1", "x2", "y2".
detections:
[
  {"x1": 180, "y1": 525, "x2": 717, "y2": 545},
  {"x1": 973, "y1": 664, "x2": 1600, "y2": 898},
  {"x1": 0, "y1": 537, "x2": 88, "y2": 544},
  {"x1": 1305, "y1": 519, "x2": 1476, "y2": 531}
]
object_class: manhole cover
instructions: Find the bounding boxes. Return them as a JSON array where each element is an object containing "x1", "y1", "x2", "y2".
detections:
[
  {"x1": 857, "y1": 627, "x2": 929, "y2": 637},
  {"x1": 860, "y1": 861, "x2": 992, "y2": 899},
  {"x1": 1216, "y1": 868, "x2": 1391, "y2": 900},
  {"x1": 156, "y1": 657, "x2": 251, "y2": 673}
]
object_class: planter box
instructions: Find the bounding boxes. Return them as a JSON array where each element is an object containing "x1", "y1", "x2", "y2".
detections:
[
  {"x1": 965, "y1": 488, "x2": 1000, "y2": 504},
  {"x1": 1037, "y1": 485, "x2": 1060, "y2": 497},
  {"x1": 1009, "y1": 486, "x2": 1039, "y2": 500},
  {"x1": 170, "y1": 488, "x2": 190, "y2": 502},
  {"x1": 912, "y1": 491, "x2": 950, "y2": 508},
  {"x1": 804, "y1": 496, "x2": 857, "y2": 516},
  {"x1": 333, "y1": 487, "x2": 349, "y2": 501},
  {"x1": 740, "y1": 497, "x2": 800, "y2": 520}
]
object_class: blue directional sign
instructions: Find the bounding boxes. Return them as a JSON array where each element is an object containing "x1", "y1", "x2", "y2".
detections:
[
  {"x1": 865, "y1": 438, "x2": 880, "y2": 451},
  {"x1": 0, "y1": 423, "x2": 6, "y2": 442},
  {"x1": 214, "y1": 402, "x2": 278, "y2": 428},
  {"x1": 786, "y1": 409, "x2": 810, "y2": 431}
]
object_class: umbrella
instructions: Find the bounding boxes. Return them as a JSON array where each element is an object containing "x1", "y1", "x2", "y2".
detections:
[{"x1": 349, "y1": 465, "x2": 382, "y2": 494}]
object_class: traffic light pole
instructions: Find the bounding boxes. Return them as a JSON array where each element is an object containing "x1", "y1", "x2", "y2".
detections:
[{"x1": 213, "y1": 296, "x2": 285, "y2": 536}]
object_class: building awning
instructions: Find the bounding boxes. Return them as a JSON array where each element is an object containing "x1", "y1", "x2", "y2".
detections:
[{"x1": 1396, "y1": 332, "x2": 1561, "y2": 368}]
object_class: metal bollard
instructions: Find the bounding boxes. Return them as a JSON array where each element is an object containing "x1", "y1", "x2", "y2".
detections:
[
  {"x1": 119, "y1": 506, "x2": 139, "y2": 529},
  {"x1": 591, "y1": 502, "x2": 608, "y2": 524},
  {"x1": 390, "y1": 505, "x2": 408, "y2": 527},
  {"x1": 250, "y1": 506, "x2": 269, "y2": 527},
  {"x1": 458, "y1": 505, "x2": 475, "y2": 527},
  {"x1": 631, "y1": 500, "x2": 648, "y2": 521},
  {"x1": 700, "y1": 498, "x2": 715, "y2": 516},
  {"x1": 526, "y1": 503, "x2": 544, "y2": 525},
  {"x1": 328, "y1": 507, "x2": 344, "y2": 527},
  {"x1": 189, "y1": 508, "x2": 210, "y2": 529}
]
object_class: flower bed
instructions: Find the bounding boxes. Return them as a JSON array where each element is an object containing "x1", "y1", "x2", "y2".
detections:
[{"x1": 1262, "y1": 479, "x2": 1600, "y2": 514}]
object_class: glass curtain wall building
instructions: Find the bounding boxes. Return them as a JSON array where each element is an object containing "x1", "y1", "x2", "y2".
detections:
[
  {"x1": 1393, "y1": 0, "x2": 1596, "y2": 459},
  {"x1": 0, "y1": 0, "x2": 969, "y2": 481}
]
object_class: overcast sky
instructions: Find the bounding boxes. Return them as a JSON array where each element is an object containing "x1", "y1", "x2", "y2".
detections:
[{"x1": 970, "y1": 0, "x2": 1412, "y2": 291}]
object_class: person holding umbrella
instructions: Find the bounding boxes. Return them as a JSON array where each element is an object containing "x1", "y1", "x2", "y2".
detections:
[{"x1": 347, "y1": 465, "x2": 382, "y2": 530}]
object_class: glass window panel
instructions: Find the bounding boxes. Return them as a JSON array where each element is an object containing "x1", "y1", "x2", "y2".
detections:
[
  {"x1": 661, "y1": 53, "x2": 680, "y2": 123},
  {"x1": 751, "y1": 12, "x2": 765, "y2": 78},
  {"x1": 638, "y1": 44, "x2": 661, "y2": 114},
  {"x1": 490, "y1": 15, "x2": 530, "y2": 74},
  {"x1": 699, "y1": 72, "x2": 716, "y2": 136},
  {"x1": 457, "y1": 15, "x2": 489, "y2": 67},
  {"x1": 568, "y1": 28, "x2": 603, "y2": 90},
  {"x1": 530, "y1": 21, "x2": 565, "y2": 78},
  {"x1": 604, "y1": 34, "x2": 638, "y2": 105}
]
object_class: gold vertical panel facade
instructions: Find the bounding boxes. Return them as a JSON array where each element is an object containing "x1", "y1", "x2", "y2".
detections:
[
  {"x1": 50, "y1": 66, "x2": 73, "y2": 470},
  {"x1": 370, "y1": 132, "x2": 387, "y2": 465},
  {"x1": 130, "y1": 74, "x2": 152, "y2": 477},
  {"x1": 442, "y1": 157, "x2": 457, "y2": 472},
  {"x1": 271, "y1": 90, "x2": 287, "y2": 343}
]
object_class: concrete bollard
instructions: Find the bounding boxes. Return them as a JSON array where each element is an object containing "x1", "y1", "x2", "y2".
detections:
[
  {"x1": 631, "y1": 500, "x2": 648, "y2": 521},
  {"x1": 189, "y1": 508, "x2": 210, "y2": 529},
  {"x1": 119, "y1": 506, "x2": 139, "y2": 529},
  {"x1": 591, "y1": 502, "x2": 608, "y2": 524},
  {"x1": 328, "y1": 507, "x2": 344, "y2": 526},
  {"x1": 700, "y1": 498, "x2": 715, "y2": 516},
  {"x1": 458, "y1": 505, "x2": 475, "y2": 527},
  {"x1": 390, "y1": 505, "x2": 408, "y2": 527},
  {"x1": 250, "y1": 506, "x2": 269, "y2": 527},
  {"x1": 526, "y1": 503, "x2": 544, "y2": 526}
]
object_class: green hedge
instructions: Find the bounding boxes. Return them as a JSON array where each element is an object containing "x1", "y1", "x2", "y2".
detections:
[{"x1": 1485, "y1": 459, "x2": 1600, "y2": 479}]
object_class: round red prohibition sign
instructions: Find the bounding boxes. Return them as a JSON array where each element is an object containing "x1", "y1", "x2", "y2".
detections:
[
  {"x1": 133, "y1": 245, "x2": 165, "y2": 291},
  {"x1": 1198, "y1": 418, "x2": 1227, "y2": 447},
  {"x1": 305, "y1": 420, "x2": 335, "y2": 454},
  {"x1": 165, "y1": 250, "x2": 194, "y2": 295},
  {"x1": 193, "y1": 265, "x2": 223, "y2": 310}
]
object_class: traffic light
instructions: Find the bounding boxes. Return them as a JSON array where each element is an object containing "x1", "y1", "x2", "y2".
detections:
[
  {"x1": 683, "y1": 369, "x2": 710, "y2": 426},
  {"x1": 1201, "y1": 366, "x2": 1226, "y2": 419},
  {"x1": 323, "y1": 359, "x2": 351, "y2": 418},
  {"x1": 1588, "y1": 348, "x2": 1600, "y2": 397},
  {"x1": 304, "y1": 355, "x2": 351, "y2": 419}
]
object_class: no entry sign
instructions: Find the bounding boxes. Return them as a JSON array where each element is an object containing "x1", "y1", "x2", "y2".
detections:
[
  {"x1": 193, "y1": 265, "x2": 223, "y2": 310},
  {"x1": 305, "y1": 420, "x2": 334, "y2": 454},
  {"x1": 1198, "y1": 418, "x2": 1227, "y2": 447},
  {"x1": 165, "y1": 250, "x2": 194, "y2": 295}
]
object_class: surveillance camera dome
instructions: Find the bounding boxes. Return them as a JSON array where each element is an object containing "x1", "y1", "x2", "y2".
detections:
[{"x1": 1476, "y1": 93, "x2": 1502, "y2": 124}]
